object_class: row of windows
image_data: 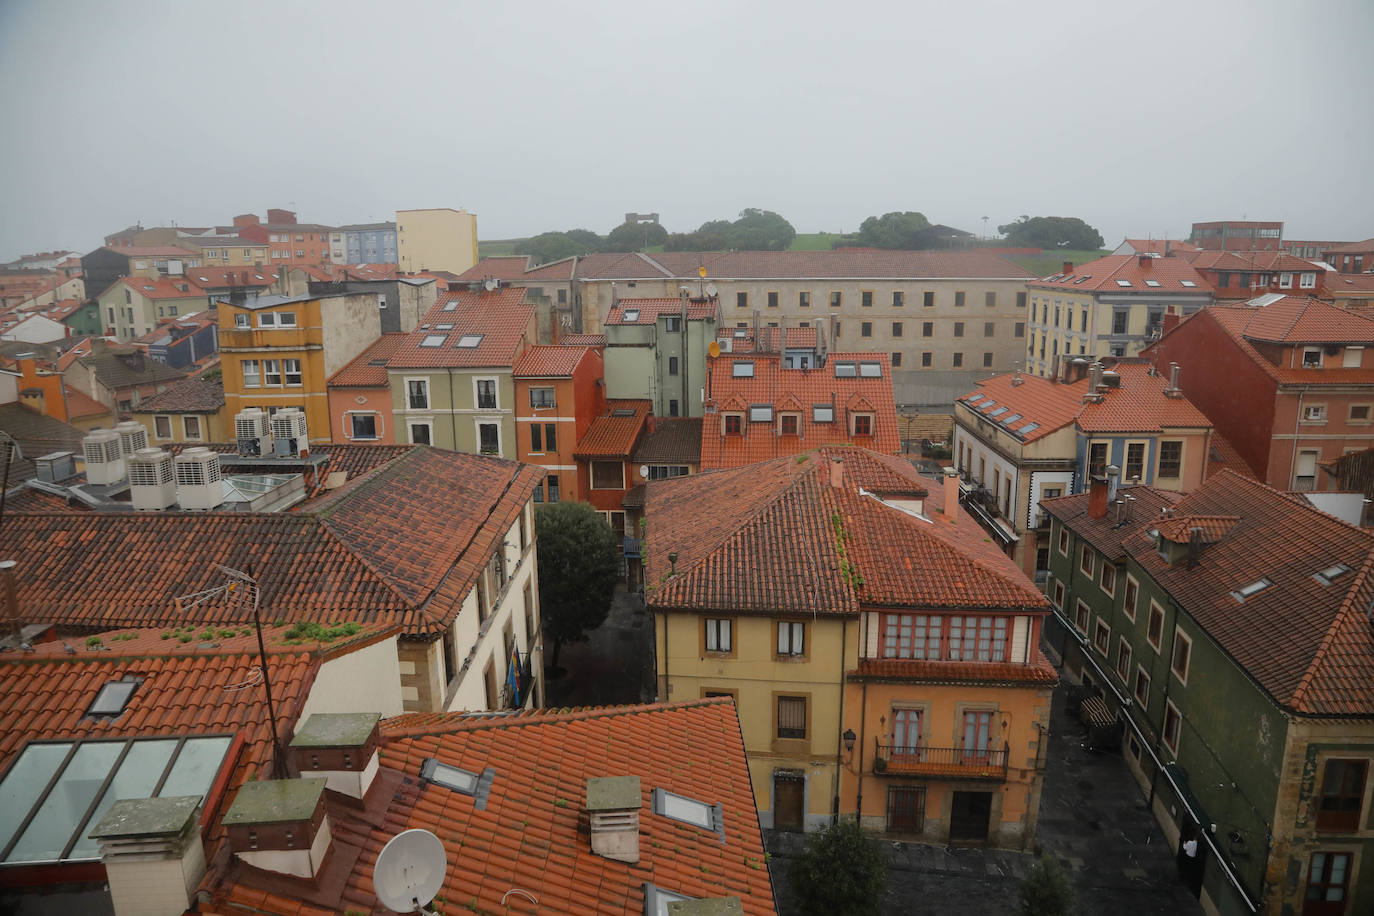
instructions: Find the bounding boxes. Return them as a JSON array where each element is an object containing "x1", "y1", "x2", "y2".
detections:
[
  {"x1": 405, "y1": 378, "x2": 499, "y2": 411},
  {"x1": 203, "y1": 248, "x2": 267, "y2": 259},
  {"x1": 233, "y1": 311, "x2": 297, "y2": 329},
  {"x1": 834, "y1": 319, "x2": 1024, "y2": 340},
  {"x1": 719, "y1": 408, "x2": 871, "y2": 437},
  {"x1": 881, "y1": 613, "x2": 1009, "y2": 662},
  {"x1": 241, "y1": 358, "x2": 302, "y2": 387},
  {"x1": 703, "y1": 618, "x2": 806, "y2": 659},
  {"x1": 734, "y1": 290, "x2": 1027, "y2": 309},
  {"x1": 151, "y1": 415, "x2": 203, "y2": 440}
]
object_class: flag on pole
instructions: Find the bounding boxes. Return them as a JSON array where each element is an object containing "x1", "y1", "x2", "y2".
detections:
[{"x1": 506, "y1": 644, "x2": 522, "y2": 701}]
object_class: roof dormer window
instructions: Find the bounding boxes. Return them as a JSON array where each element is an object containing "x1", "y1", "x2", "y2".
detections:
[
  {"x1": 732, "y1": 361, "x2": 754, "y2": 377},
  {"x1": 623, "y1": 309, "x2": 640, "y2": 322},
  {"x1": 859, "y1": 361, "x2": 882, "y2": 378}
]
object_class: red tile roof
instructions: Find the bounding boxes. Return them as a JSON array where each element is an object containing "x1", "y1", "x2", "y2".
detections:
[
  {"x1": 1030, "y1": 254, "x2": 1212, "y2": 293},
  {"x1": 701, "y1": 353, "x2": 899, "y2": 469},
  {"x1": 633, "y1": 418, "x2": 703, "y2": 465},
  {"x1": 1121, "y1": 471, "x2": 1374, "y2": 716},
  {"x1": 958, "y1": 360, "x2": 1210, "y2": 442},
  {"x1": 646, "y1": 448, "x2": 1048, "y2": 617},
  {"x1": 388, "y1": 288, "x2": 533, "y2": 369},
  {"x1": 132, "y1": 376, "x2": 224, "y2": 413},
  {"x1": 327, "y1": 332, "x2": 408, "y2": 388},
  {"x1": 1323, "y1": 237, "x2": 1374, "y2": 254},
  {"x1": 1207, "y1": 430, "x2": 1259, "y2": 480},
  {"x1": 0, "y1": 447, "x2": 541, "y2": 637},
  {"x1": 720, "y1": 326, "x2": 818, "y2": 353},
  {"x1": 117, "y1": 275, "x2": 208, "y2": 300},
  {"x1": 187, "y1": 266, "x2": 279, "y2": 288},
  {"x1": 452, "y1": 256, "x2": 537, "y2": 283},
  {"x1": 853, "y1": 650, "x2": 1059, "y2": 686},
  {"x1": 558, "y1": 333, "x2": 606, "y2": 347},
  {"x1": 512, "y1": 345, "x2": 594, "y2": 378},
  {"x1": 1154, "y1": 514, "x2": 1240, "y2": 544},
  {"x1": 606, "y1": 297, "x2": 718, "y2": 325},
  {"x1": 575, "y1": 399, "x2": 651, "y2": 458},
  {"x1": 208, "y1": 699, "x2": 776, "y2": 915},
  {"x1": 64, "y1": 384, "x2": 110, "y2": 420},
  {"x1": 1038, "y1": 486, "x2": 1182, "y2": 560}
]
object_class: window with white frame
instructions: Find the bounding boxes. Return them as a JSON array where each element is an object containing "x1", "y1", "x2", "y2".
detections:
[
  {"x1": 1074, "y1": 599, "x2": 1090, "y2": 633},
  {"x1": 475, "y1": 378, "x2": 497, "y2": 409},
  {"x1": 1093, "y1": 618, "x2": 1110, "y2": 655},
  {"x1": 477, "y1": 422, "x2": 499, "y2": 455},
  {"x1": 407, "y1": 379, "x2": 429, "y2": 409},
  {"x1": 1134, "y1": 665, "x2": 1151, "y2": 708},
  {"x1": 1057, "y1": 524, "x2": 1069, "y2": 555},
  {"x1": 529, "y1": 387, "x2": 555, "y2": 409},
  {"x1": 154, "y1": 415, "x2": 172, "y2": 439},
  {"x1": 1116, "y1": 637, "x2": 1133, "y2": 682},
  {"x1": 263, "y1": 359, "x2": 282, "y2": 386},
  {"x1": 777, "y1": 621, "x2": 805, "y2": 657},
  {"x1": 1100, "y1": 562, "x2": 1116, "y2": 595},
  {"x1": 350, "y1": 413, "x2": 378, "y2": 439},
  {"x1": 241, "y1": 359, "x2": 261, "y2": 388},
  {"x1": 182, "y1": 416, "x2": 202, "y2": 440},
  {"x1": 409, "y1": 421, "x2": 432, "y2": 446},
  {"x1": 283, "y1": 358, "x2": 302, "y2": 386},
  {"x1": 1279, "y1": 272, "x2": 1293, "y2": 288},
  {"x1": 1123, "y1": 575, "x2": 1139, "y2": 621},
  {"x1": 1303, "y1": 348, "x2": 1322, "y2": 368},
  {"x1": 1303, "y1": 403, "x2": 1327, "y2": 422},
  {"x1": 234, "y1": 313, "x2": 250, "y2": 329},
  {"x1": 1300, "y1": 272, "x2": 1316, "y2": 289},
  {"x1": 1079, "y1": 544, "x2": 1094, "y2": 575},
  {"x1": 1343, "y1": 347, "x2": 1364, "y2": 368}
]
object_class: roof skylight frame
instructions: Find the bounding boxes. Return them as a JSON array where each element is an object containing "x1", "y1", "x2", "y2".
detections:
[
  {"x1": 1313, "y1": 563, "x2": 1353, "y2": 586},
  {"x1": 419, "y1": 334, "x2": 447, "y2": 347},
  {"x1": 612, "y1": 408, "x2": 637, "y2": 417},
  {"x1": 1229, "y1": 577, "x2": 1274, "y2": 602},
  {"x1": 643, "y1": 883, "x2": 694, "y2": 916},
  {"x1": 858, "y1": 361, "x2": 882, "y2": 378},
  {"x1": 87, "y1": 676, "x2": 142, "y2": 718},
  {"x1": 1144, "y1": 279, "x2": 1161, "y2": 287},
  {"x1": 1180, "y1": 279, "x2": 1197, "y2": 287},
  {"x1": 834, "y1": 361, "x2": 858, "y2": 378},
  {"x1": 1115, "y1": 279, "x2": 1133, "y2": 287},
  {"x1": 443, "y1": 300, "x2": 459, "y2": 311},
  {"x1": 623, "y1": 309, "x2": 640, "y2": 322},
  {"x1": 1001, "y1": 413, "x2": 1022, "y2": 425},
  {"x1": 1018, "y1": 422, "x2": 1041, "y2": 436},
  {"x1": 456, "y1": 333, "x2": 484, "y2": 348},
  {"x1": 419, "y1": 759, "x2": 496, "y2": 809},
  {"x1": 749, "y1": 404, "x2": 774, "y2": 422},
  {"x1": 988, "y1": 406, "x2": 1008, "y2": 417},
  {"x1": 732, "y1": 361, "x2": 755, "y2": 378},
  {"x1": 813, "y1": 404, "x2": 834, "y2": 422},
  {"x1": 651, "y1": 788, "x2": 724, "y2": 838}
]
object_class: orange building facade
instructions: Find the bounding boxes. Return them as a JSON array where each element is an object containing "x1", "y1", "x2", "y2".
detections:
[{"x1": 512, "y1": 345, "x2": 604, "y2": 505}]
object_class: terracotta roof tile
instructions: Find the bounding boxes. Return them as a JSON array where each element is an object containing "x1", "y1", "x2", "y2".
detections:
[
  {"x1": 1154, "y1": 514, "x2": 1240, "y2": 544},
  {"x1": 558, "y1": 333, "x2": 606, "y2": 347},
  {"x1": 1206, "y1": 430, "x2": 1259, "y2": 480},
  {"x1": 632, "y1": 418, "x2": 703, "y2": 464},
  {"x1": 388, "y1": 288, "x2": 533, "y2": 369},
  {"x1": 326, "y1": 333, "x2": 408, "y2": 388},
  {"x1": 512, "y1": 345, "x2": 594, "y2": 378},
  {"x1": 133, "y1": 376, "x2": 224, "y2": 413},
  {"x1": 116, "y1": 275, "x2": 208, "y2": 300},
  {"x1": 1038, "y1": 485, "x2": 1182, "y2": 560},
  {"x1": 575, "y1": 399, "x2": 651, "y2": 458},
  {"x1": 606, "y1": 297, "x2": 718, "y2": 325},
  {"x1": 852, "y1": 649, "x2": 1058, "y2": 686},
  {"x1": 1030, "y1": 254, "x2": 1212, "y2": 293}
]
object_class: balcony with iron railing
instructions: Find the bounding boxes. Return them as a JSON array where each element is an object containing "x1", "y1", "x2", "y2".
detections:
[{"x1": 872, "y1": 739, "x2": 1009, "y2": 781}]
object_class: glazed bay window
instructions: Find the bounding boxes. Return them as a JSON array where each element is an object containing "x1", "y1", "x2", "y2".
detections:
[
  {"x1": 880, "y1": 613, "x2": 1005, "y2": 662},
  {"x1": 591, "y1": 461, "x2": 624, "y2": 490},
  {"x1": 777, "y1": 622, "x2": 805, "y2": 657},
  {"x1": 704, "y1": 618, "x2": 732, "y2": 654},
  {"x1": 241, "y1": 359, "x2": 261, "y2": 388}
]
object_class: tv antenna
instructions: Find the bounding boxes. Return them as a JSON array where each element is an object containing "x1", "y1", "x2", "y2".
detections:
[{"x1": 374, "y1": 828, "x2": 448, "y2": 914}]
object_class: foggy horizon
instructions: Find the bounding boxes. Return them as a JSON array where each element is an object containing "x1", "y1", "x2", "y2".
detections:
[{"x1": 2, "y1": 0, "x2": 1371, "y2": 261}]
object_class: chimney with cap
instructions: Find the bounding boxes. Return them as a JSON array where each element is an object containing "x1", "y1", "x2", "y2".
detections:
[
  {"x1": 1062, "y1": 261, "x2": 1074, "y2": 275},
  {"x1": 1165, "y1": 362, "x2": 1183, "y2": 398},
  {"x1": 222, "y1": 778, "x2": 333, "y2": 881},
  {"x1": 89, "y1": 795, "x2": 207, "y2": 916},
  {"x1": 288, "y1": 713, "x2": 382, "y2": 805},
  {"x1": 1139, "y1": 254, "x2": 1152, "y2": 269},
  {"x1": 942, "y1": 466, "x2": 959, "y2": 523},
  {"x1": 586, "y1": 775, "x2": 641, "y2": 864}
]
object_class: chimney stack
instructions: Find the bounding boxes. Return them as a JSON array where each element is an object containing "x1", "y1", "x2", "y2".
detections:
[
  {"x1": 1062, "y1": 261, "x2": 1074, "y2": 275},
  {"x1": 830, "y1": 457, "x2": 844, "y2": 489},
  {"x1": 1088, "y1": 475, "x2": 1110, "y2": 519},
  {"x1": 289, "y1": 713, "x2": 383, "y2": 805},
  {"x1": 586, "y1": 776, "x2": 641, "y2": 864},
  {"x1": 1139, "y1": 254, "x2": 1152, "y2": 269},
  {"x1": 942, "y1": 466, "x2": 959, "y2": 523},
  {"x1": 223, "y1": 779, "x2": 332, "y2": 881},
  {"x1": 90, "y1": 795, "x2": 207, "y2": 916},
  {"x1": 0, "y1": 560, "x2": 19, "y2": 640},
  {"x1": 1165, "y1": 362, "x2": 1183, "y2": 398}
]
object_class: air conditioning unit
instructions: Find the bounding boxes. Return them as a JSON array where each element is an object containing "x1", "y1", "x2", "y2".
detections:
[
  {"x1": 718, "y1": 338, "x2": 733, "y2": 353},
  {"x1": 235, "y1": 408, "x2": 271, "y2": 456},
  {"x1": 174, "y1": 447, "x2": 223, "y2": 510},
  {"x1": 127, "y1": 447, "x2": 176, "y2": 510},
  {"x1": 271, "y1": 408, "x2": 309, "y2": 458},
  {"x1": 114, "y1": 420, "x2": 148, "y2": 457},
  {"x1": 82, "y1": 430, "x2": 126, "y2": 485}
]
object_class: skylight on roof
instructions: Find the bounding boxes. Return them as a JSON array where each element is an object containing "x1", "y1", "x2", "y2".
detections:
[
  {"x1": 859, "y1": 361, "x2": 882, "y2": 377},
  {"x1": 1145, "y1": 279, "x2": 1161, "y2": 287},
  {"x1": 1001, "y1": 413, "x2": 1022, "y2": 425},
  {"x1": 1230, "y1": 577, "x2": 1273, "y2": 602},
  {"x1": 1073, "y1": 275, "x2": 1090, "y2": 284},
  {"x1": 612, "y1": 408, "x2": 636, "y2": 417},
  {"x1": 1116, "y1": 279, "x2": 1132, "y2": 287},
  {"x1": 1018, "y1": 422, "x2": 1040, "y2": 435},
  {"x1": 443, "y1": 300, "x2": 458, "y2": 311},
  {"x1": 733, "y1": 329, "x2": 747, "y2": 338},
  {"x1": 989, "y1": 406, "x2": 1008, "y2": 417},
  {"x1": 456, "y1": 334, "x2": 483, "y2": 348},
  {"x1": 732, "y1": 361, "x2": 754, "y2": 377},
  {"x1": 749, "y1": 405, "x2": 773, "y2": 422},
  {"x1": 834, "y1": 361, "x2": 858, "y2": 378},
  {"x1": 1180, "y1": 280, "x2": 1197, "y2": 287},
  {"x1": 1314, "y1": 564, "x2": 1353, "y2": 586},
  {"x1": 420, "y1": 759, "x2": 481, "y2": 794},
  {"x1": 623, "y1": 309, "x2": 641, "y2": 322},
  {"x1": 419, "y1": 335, "x2": 447, "y2": 347},
  {"x1": 652, "y1": 788, "x2": 721, "y2": 832},
  {"x1": 88, "y1": 677, "x2": 141, "y2": 717},
  {"x1": 979, "y1": 400, "x2": 996, "y2": 411},
  {"x1": 965, "y1": 393, "x2": 984, "y2": 404},
  {"x1": 434, "y1": 323, "x2": 454, "y2": 330}
]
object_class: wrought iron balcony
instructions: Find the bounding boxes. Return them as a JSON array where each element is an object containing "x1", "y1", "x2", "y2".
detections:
[
  {"x1": 622, "y1": 536, "x2": 642, "y2": 558},
  {"x1": 873, "y1": 741, "x2": 1009, "y2": 780}
]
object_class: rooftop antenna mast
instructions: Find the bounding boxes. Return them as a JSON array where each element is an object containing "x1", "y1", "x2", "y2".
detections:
[{"x1": 176, "y1": 564, "x2": 289, "y2": 778}]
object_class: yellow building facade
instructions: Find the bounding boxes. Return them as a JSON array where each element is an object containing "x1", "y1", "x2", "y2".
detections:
[{"x1": 396, "y1": 208, "x2": 478, "y2": 275}]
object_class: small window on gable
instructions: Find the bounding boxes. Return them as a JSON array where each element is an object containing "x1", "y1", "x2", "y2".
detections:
[
  {"x1": 1230, "y1": 578, "x2": 1273, "y2": 602},
  {"x1": 88, "y1": 676, "x2": 141, "y2": 717},
  {"x1": 652, "y1": 788, "x2": 721, "y2": 831},
  {"x1": 1314, "y1": 564, "x2": 1353, "y2": 585},
  {"x1": 420, "y1": 759, "x2": 484, "y2": 796},
  {"x1": 859, "y1": 361, "x2": 881, "y2": 378},
  {"x1": 749, "y1": 405, "x2": 773, "y2": 423},
  {"x1": 834, "y1": 361, "x2": 857, "y2": 378},
  {"x1": 457, "y1": 334, "x2": 483, "y2": 348},
  {"x1": 732, "y1": 361, "x2": 754, "y2": 377},
  {"x1": 813, "y1": 405, "x2": 834, "y2": 423}
]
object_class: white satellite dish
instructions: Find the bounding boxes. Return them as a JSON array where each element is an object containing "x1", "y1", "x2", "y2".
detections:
[
  {"x1": 704, "y1": 283, "x2": 718, "y2": 297},
  {"x1": 374, "y1": 828, "x2": 448, "y2": 914},
  {"x1": 483, "y1": 277, "x2": 498, "y2": 291}
]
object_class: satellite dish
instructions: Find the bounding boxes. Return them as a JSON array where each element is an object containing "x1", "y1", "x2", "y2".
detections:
[
  {"x1": 704, "y1": 283, "x2": 718, "y2": 297},
  {"x1": 707, "y1": 341, "x2": 721, "y2": 359},
  {"x1": 374, "y1": 828, "x2": 447, "y2": 914},
  {"x1": 483, "y1": 277, "x2": 498, "y2": 291},
  {"x1": 639, "y1": 464, "x2": 649, "y2": 478}
]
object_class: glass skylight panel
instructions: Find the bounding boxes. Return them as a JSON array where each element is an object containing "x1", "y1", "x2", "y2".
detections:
[
  {"x1": 435, "y1": 323, "x2": 454, "y2": 330},
  {"x1": 1314, "y1": 564, "x2": 1353, "y2": 585},
  {"x1": 1073, "y1": 276, "x2": 1090, "y2": 284},
  {"x1": 88, "y1": 678, "x2": 139, "y2": 716},
  {"x1": 159, "y1": 735, "x2": 233, "y2": 798},
  {"x1": 643, "y1": 885, "x2": 693, "y2": 916},
  {"x1": 419, "y1": 335, "x2": 447, "y2": 347},
  {"x1": 989, "y1": 406, "x2": 1008, "y2": 417},
  {"x1": 732, "y1": 361, "x2": 755, "y2": 377},
  {"x1": 654, "y1": 789, "x2": 718, "y2": 830},
  {"x1": 813, "y1": 405, "x2": 834, "y2": 422},
  {"x1": 733, "y1": 329, "x2": 747, "y2": 338},
  {"x1": 749, "y1": 405, "x2": 773, "y2": 422},
  {"x1": 1230, "y1": 578, "x2": 1273, "y2": 602},
  {"x1": 70, "y1": 739, "x2": 179, "y2": 859},
  {"x1": 0, "y1": 743, "x2": 71, "y2": 856},
  {"x1": 456, "y1": 334, "x2": 484, "y2": 348},
  {"x1": 1180, "y1": 280, "x2": 1197, "y2": 287},
  {"x1": 965, "y1": 393, "x2": 984, "y2": 404},
  {"x1": 1145, "y1": 279, "x2": 1161, "y2": 287},
  {"x1": 612, "y1": 408, "x2": 637, "y2": 417},
  {"x1": 623, "y1": 309, "x2": 640, "y2": 322},
  {"x1": 1001, "y1": 413, "x2": 1022, "y2": 425},
  {"x1": 834, "y1": 361, "x2": 858, "y2": 378},
  {"x1": 420, "y1": 759, "x2": 480, "y2": 795},
  {"x1": 859, "y1": 361, "x2": 882, "y2": 377},
  {"x1": 1116, "y1": 279, "x2": 1133, "y2": 287},
  {"x1": 1018, "y1": 422, "x2": 1040, "y2": 435},
  {"x1": 979, "y1": 400, "x2": 996, "y2": 411},
  {"x1": 443, "y1": 300, "x2": 458, "y2": 311},
  {"x1": 6, "y1": 741, "x2": 124, "y2": 863}
]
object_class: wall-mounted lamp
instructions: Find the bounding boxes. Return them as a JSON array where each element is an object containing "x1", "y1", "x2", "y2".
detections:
[{"x1": 842, "y1": 728, "x2": 857, "y2": 753}]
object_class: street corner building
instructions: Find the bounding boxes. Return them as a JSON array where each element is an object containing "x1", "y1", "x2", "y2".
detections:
[{"x1": 644, "y1": 446, "x2": 1056, "y2": 848}]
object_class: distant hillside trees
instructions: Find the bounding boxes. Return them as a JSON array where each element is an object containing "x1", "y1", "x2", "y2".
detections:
[
  {"x1": 851, "y1": 211, "x2": 931, "y2": 249},
  {"x1": 998, "y1": 215, "x2": 1105, "y2": 250},
  {"x1": 664, "y1": 208, "x2": 796, "y2": 252}
]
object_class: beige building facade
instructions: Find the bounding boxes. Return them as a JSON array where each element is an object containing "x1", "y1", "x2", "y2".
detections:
[{"x1": 396, "y1": 208, "x2": 479, "y2": 275}]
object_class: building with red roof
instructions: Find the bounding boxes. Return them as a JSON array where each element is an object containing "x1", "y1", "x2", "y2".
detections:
[
  {"x1": 647, "y1": 447, "x2": 1054, "y2": 846},
  {"x1": 1025, "y1": 254, "x2": 1213, "y2": 378},
  {"x1": 325, "y1": 332, "x2": 408, "y2": 444},
  {"x1": 1188, "y1": 219, "x2": 1284, "y2": 252},
  {"x1": 1042, "y1": 470, "x2": 1374, "y2": 916},
  {"x1": 1147, "y1": 295, "x2": 1374, "y2": 492},
  {"x1": 1184, "y1": 249, "x2": 1326, "y2": 300},
  {"x1": 513, "y1": 345, "x2": 604, "y2": 506},
  {"x1": 604, "y1": 295, "x2": 719, "y2": 419},
  {"x1": 1324, "y1": 237, "x2": 1374, "y2": 274},
  {"x1": 96, "y1": 274, "x2": 211, "y2": 342},
  {"x1": 700, "y1": 331, "x2": 899, "y2": 469},
  {"x1": 575, "y1": 399, "x2": 652, "y2": 547}
]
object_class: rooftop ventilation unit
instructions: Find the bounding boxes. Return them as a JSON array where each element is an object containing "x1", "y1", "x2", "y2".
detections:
[
  {"x1": 174, "y1": 447, "x2": 223, "y2": 510},
  {"x1": 127, "y1": 447, "x2": 176, "y2": 510},
  {"x1": 234, "y1": 408, "x2": 271, "y2": 456},
  {"x1": 82, "y1": 430, "x2": 126, "y2": 485},
  {"x1": 114, "y1": 420, "x2": 149, "y2": 458},
  {"x1": 271, "y1": 408, "x2": 309, "y2": 458},
  {"x1": 35, "y1": 451, "x2": 76, "y2": 483}
]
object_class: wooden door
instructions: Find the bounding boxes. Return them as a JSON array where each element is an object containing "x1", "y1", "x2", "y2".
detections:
[
  {"x1": 773, "y1": 774, "x2": 805, "y2": 832},
  {"x1": 948, "y1": 791, "x2": 992, "y2": 844}
]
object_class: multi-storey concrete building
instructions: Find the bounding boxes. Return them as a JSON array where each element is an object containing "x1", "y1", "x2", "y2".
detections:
[
  {"x1": 1189, "y1": 220, "x2": 1284, "y2": 251},
  {"x1": 396, "y1": 208, "x2": 479, "y2": 275},
  {"x1": 329, "y1": 222, "x2": 398, "y2": 264},
  {"x1": 602, "y1": 295, "x2": 718, "y2": 418}
]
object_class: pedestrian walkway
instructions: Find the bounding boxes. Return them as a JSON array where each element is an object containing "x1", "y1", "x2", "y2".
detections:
[
  {"x1": 765, "y1": 680, "x2": 1202, "y2": 915},
  {"x1": 542, "y1": 584, "x2": 655, "y2": 708}
]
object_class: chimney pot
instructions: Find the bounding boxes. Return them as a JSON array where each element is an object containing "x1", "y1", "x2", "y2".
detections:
[
  {"x1": 830, "y1": 457, "x2": 844, "y2": 488},
  {"x1": 289, "y1": 713, "x2": 383, "y2": 802},
  {"x1": 1139, "y1": 254, "x2": 1152, "y2": 268},
  {"x1": 1062, "y1": 261, "x2": 1074, "y2": 275},
  {"x1": 91, "y1": 795, "x2": 206, "y2": 916},
  {"x1": 942, "y1": 466, "x2": 959, "y2": 523},
  {"x1": 1088, "y1": 475, "x2": 1110, "y2": 519},
  {"x1": 223, "y1": 779, "x2": 332, "y2": 880}
]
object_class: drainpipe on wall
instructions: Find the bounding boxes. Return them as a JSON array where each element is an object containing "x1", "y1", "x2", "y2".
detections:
[
  {"x1": 833, "y1": 616, "x2": 847, "y2": 823},
  {"x1": 448, "y1": 367, "x2": 458, "y2": 452},
  {"x1": 1288, "y1": 390, "x2": 1304, "y2": 490}
]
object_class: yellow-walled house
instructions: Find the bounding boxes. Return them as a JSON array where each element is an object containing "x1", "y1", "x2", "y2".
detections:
[
  {"x1": 646, "y1": 447, "x2": 1056, "y2": 845},
  {"x1": 396, "y1": 208, "x2": 478, "y2": 276},
  {"x1": 218, "y1": 291, "x2": 381, "y2": 440},
  {"x1": 131, "y1": 376, "x2": 230, "y2": 445}
]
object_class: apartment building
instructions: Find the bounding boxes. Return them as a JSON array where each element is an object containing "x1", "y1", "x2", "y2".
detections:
[
  {"x1": 97, "y1": 274, "x2": 211, "y2": 341},
  {"x1": 329, "y1": 221, "x2": 398, "y2": 264},
  {"x1": 603, "y1": 295, "x2": 718, "y2": 417},
  {"x1": 396, "y1": 207, "x2": 479, "y2": 275},
  {"x1": 512, "y1": 344, "x2": 604, "y2": 504}
]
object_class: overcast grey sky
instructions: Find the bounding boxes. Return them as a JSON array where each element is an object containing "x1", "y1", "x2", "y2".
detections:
[{"x1": 2, "y1": 0, "x2": 1371, "y2": 260}]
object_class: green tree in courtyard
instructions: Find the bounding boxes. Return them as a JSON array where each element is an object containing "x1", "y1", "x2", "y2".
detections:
[
  {"x1": 788, "y1": 818, "x2": 886, "y2": 916},
  {"x1": 1019, "y1": 853, "x2": 1075, "y2": 916},
  {"x1": 534, "y1": 501, "x2": 620, "y2": 670}
]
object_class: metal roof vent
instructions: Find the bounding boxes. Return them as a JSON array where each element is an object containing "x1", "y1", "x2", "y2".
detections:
[
  {"x1": 114, "y1": 420, "x2": 149, "y2": 457},
  {"x1": 271, "y1": 408, "x2": 309, "y2": 458},
  {"x1": 127, "y1": 447, "x2": 176, "y2": 511},
  {"x1": 82, "y1": 430, "x2": 126, "y2": 485},
  {"x1": 35, "y1": 451, "x2": 76, "y2": 483},
  {"x1": 173, "y1": 447, "x2": 223, "y2": 510},
  {"x1": 586, "y1": 775, "x2": 641, "y2": 864},
  {"x1": 234, "y1": 408, "x2": 271, "y2": 457}
]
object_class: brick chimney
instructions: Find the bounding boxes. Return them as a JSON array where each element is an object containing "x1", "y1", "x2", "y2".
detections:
[
  {"x1": 586, "y1": 775, "x2": 641, "y2": 864},
  {"x1": 1062, "y1": 261, "x2": 1074, "y2": 275},
  {"x1": 288, "y1": 713, "x2": 382, "y2": 805},
  {"x1": 223, "y1": 779, "x2": 332, "y2": 881},
  {"x1": 830, "y1": 457, "x2": 844, "y2": 488},
  {"x1": 1088, "y1": 475, "x2": 1110, "y2": 519},
  {"x1": 942, "y1": 466, "x2": 959, "y2": 523},
  {"x1": 1139, "y1": 254, "x2": 1152, "y2": 269},
  {"x1": 90, "y1": 795, "x2": 207, "y2": 916}
]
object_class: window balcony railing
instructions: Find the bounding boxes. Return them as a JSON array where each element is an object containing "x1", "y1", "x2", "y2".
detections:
[
  {"x1": 873, "y1": 741, "x2": 1009, "y2": 780},
  {"x1": 622, "y1": 536, "x2": 642, "y2": 558}
]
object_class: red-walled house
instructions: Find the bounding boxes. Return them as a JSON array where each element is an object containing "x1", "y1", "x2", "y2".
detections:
[
  {"x1": 573, "y1": 399, "x2": 651, "y2": 543},
  {"x1": 512, "y1": 345, "x2": 605, "y2": 505},
  {"x1": 1184, "y1": 250, "x2": 1326, "y2": 300},
  {"x1": 1147, "y1": 295, "x2": 1374, "y2": 491}
]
